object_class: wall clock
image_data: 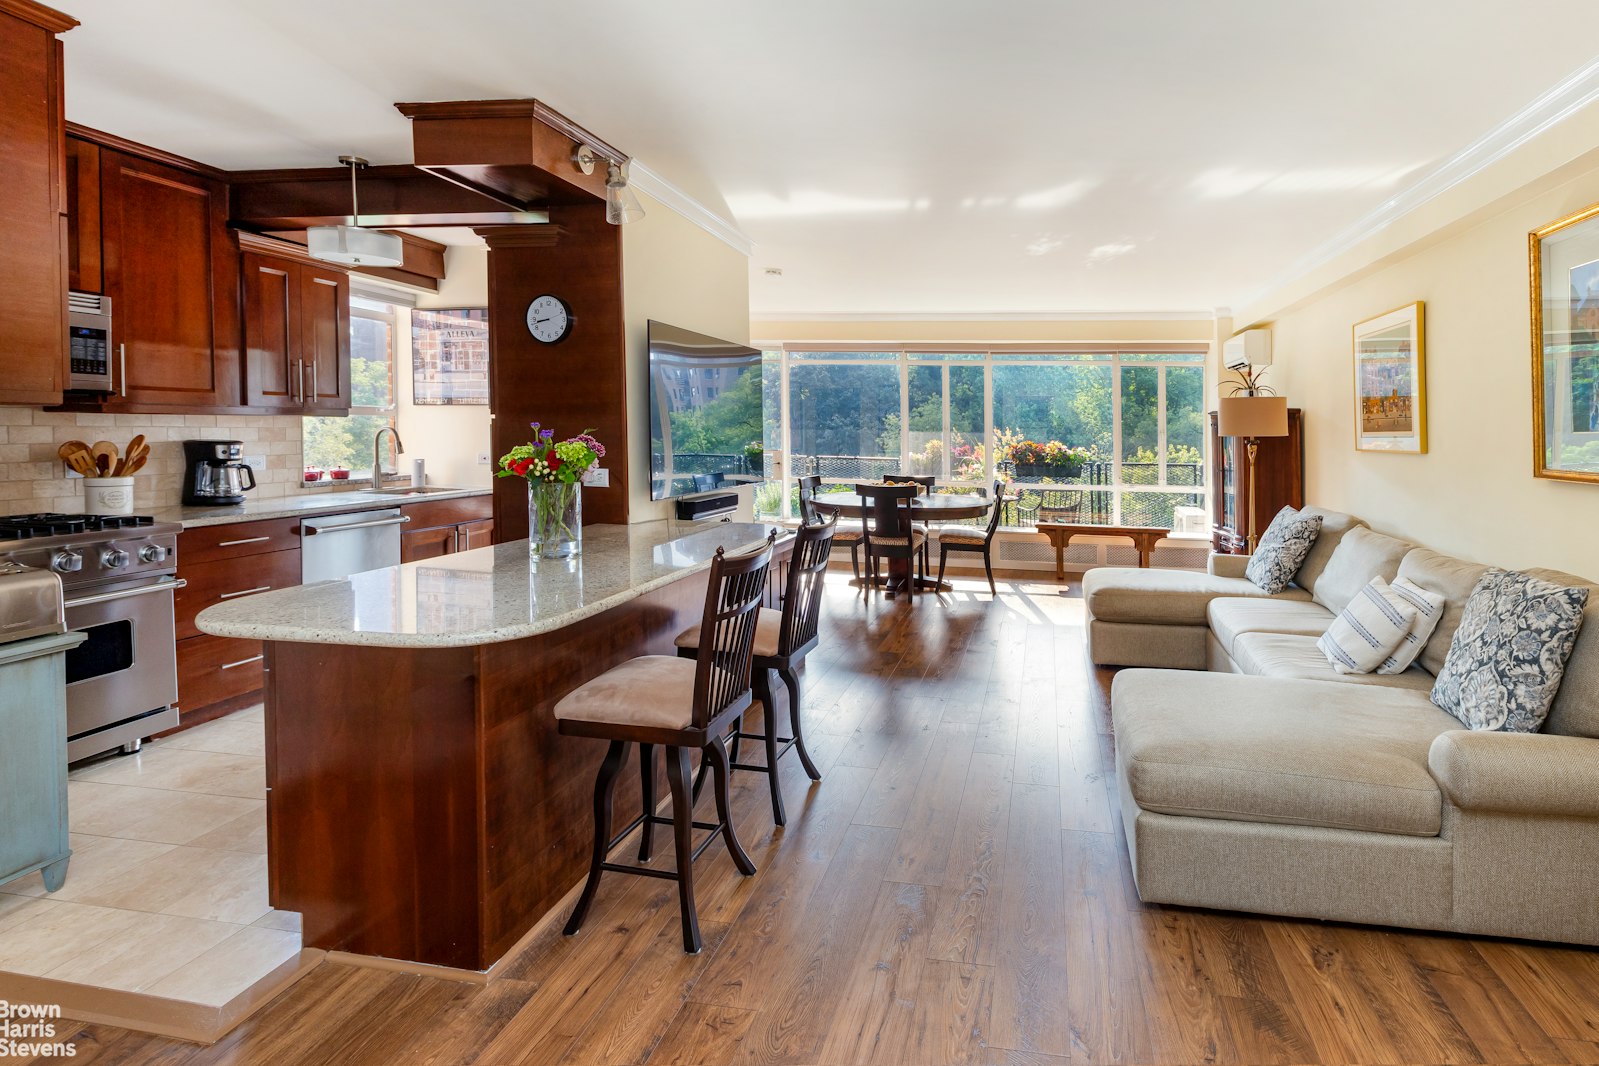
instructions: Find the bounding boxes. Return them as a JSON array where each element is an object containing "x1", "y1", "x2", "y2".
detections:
[{"x1": 525, "y1": 294, "x2": 573, "y2": 344}]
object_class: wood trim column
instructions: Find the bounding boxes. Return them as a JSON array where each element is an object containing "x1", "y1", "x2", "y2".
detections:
[{"x1": 480, "y1": 203, "x2": 627, "y2": 538}]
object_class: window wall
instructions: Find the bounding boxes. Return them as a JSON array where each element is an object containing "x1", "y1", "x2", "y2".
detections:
[{"x1": 758, "y1": 346, "x2": 1208, "y2": 527}]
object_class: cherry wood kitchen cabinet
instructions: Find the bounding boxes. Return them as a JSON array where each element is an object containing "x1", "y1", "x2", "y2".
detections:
[
  {"x1": 170, "y1": 516, "x2": 303, "y2": 731},
  {"x1": 240, "y1": 235, "x2": 351, "y2": 412},
  {"x1": 399, "y1": 495, "x2": 495, "y2": 562},
  {"x1": 0, "y1": 1, "x2": 75, "y2": 406}
]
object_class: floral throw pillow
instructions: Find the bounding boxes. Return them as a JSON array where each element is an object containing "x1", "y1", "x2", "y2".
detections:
[
  {"x1": 1244, "y1": 507, "x2": 1324, "y2": 595},
  {"x1": 1431, "y1": 569, "x2": 1589, "y2": 733}
]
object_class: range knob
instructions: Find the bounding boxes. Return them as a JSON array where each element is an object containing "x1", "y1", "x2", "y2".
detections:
[
  {"x1": 101, "y1": 548, "x2": 130, "y2": 569},
  {"x1": 51, "y1": 550, "x2": 83, "y2": 573},
  {"x1": 139, "y1": 544, "x2": 170, "y2": 564}
]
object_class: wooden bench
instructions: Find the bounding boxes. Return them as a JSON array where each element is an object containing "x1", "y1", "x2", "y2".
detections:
[{"x1": 1035, "y1": 522, "x2": 1172, "y2": 580}]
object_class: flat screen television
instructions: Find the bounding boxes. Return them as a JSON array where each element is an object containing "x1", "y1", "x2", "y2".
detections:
[{"x1": 647, "y1": 320, "x2": 764, "y2": 501}]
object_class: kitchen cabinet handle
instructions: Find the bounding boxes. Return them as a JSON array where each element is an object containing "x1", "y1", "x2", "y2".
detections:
[
  {"x1": 217, "y1": 536, "x2": 272, "y2": 547},
  {"x1": 118, "y1": 343, "x2": 127, "y2": 397},
  {"x1": 310, "y1": 361, "x2": 318, "y2": 403},
  {"x1": 66, "y1": 577, "x2": 186, "y2": 610},
  {"x1": 220, "y1": 654, "x2": 265, "y2": 671},
  {"x1": 218, "y1": 585, "x2": 272, "y2": 599},
  {"x1": 300, "y1": 515, "x2": 411, "y2": 536},
  {"x1": 294, "y1": 359, "x2": 305, "y2": 404}
]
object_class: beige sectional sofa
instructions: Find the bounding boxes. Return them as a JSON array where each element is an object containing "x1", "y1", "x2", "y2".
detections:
[{"x1": 1083, "y1": 507, "x2": 1599, "y2": 946}]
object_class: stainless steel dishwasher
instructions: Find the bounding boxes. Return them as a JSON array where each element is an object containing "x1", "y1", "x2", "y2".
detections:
[{"x1": 300, "y1": 509, "x2": 408, "y2": 583}]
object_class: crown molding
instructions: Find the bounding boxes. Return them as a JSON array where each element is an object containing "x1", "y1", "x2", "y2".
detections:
[
  {"x1": 626, "y1": 161, "x2": 755, "y2": 257},
  {"x1": 749, "y1": 309, "x2": 1217, "y2": 323},
  {"x1": 1241, "y1": 54, "x2": 1599, "y2": 313}
]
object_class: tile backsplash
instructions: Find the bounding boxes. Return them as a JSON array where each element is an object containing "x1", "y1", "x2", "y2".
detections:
[{"x1": 0, "y1": 408, "x2": 305, "y2": 515}]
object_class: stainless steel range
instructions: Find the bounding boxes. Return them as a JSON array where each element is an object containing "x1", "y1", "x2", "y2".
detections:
[{"x1": 0, "y1": 513, "x2": 185, "y2": 761}]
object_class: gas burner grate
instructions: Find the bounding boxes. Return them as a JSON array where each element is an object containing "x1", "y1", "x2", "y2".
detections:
[{"x1": 0, "y1": 513, "x2": 156, "y2": 539}]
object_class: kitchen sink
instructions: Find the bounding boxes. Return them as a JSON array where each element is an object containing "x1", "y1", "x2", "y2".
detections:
[{"x1": 366, "y1": 486, "x2": 472, "y2": 498}]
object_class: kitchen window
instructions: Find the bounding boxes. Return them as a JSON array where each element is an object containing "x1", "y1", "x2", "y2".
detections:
[{"x1": 302, "y1": 296, "x2": 400, "y2": 481}]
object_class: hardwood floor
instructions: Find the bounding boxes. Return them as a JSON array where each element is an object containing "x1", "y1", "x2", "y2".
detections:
[{"x1": 26, "y1": 574, "x2": 1599, "y2": 1065}]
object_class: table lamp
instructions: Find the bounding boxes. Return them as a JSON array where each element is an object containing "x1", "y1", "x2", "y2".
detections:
[{"x1": 1216, "y1": 394, "x2": 1289, "y2": 552}]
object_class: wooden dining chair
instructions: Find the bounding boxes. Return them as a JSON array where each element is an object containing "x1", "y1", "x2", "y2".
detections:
[
  {"x1": 801, "y1": 474, "x2": 862, "y2": 579},
  {"x1": 555, "y1": 534, "x2": 775, "y2": 953},
  {"x1": 678, "y1": 515, "x2": 835, "y2": 826},
  {"x1": 884, "y1": 474, "x2": 935, "y2": 573},
  {"x1": 933, "y1": 480, "x2": 1005, "y2": 594},
  {"x1": 858, "y1": 483, "x2": 926, "y2": 597}
]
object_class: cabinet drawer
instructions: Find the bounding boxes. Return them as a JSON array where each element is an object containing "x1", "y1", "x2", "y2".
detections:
[
  {"x1": 177, "y1": 634, "x2": 265, "y2": 713},
  {"x1": 176, "y1": 548, "x2": 301, "y2": 640},
  {"x1": 181, "y1": 518, "x2": 302, "y2": 565},
  {"x1": 402, "y1": 495, "x2": 492, "y2": 528}
]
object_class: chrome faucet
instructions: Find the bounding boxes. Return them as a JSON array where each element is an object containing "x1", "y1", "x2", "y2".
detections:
[{"x1": 372, "y1": 426, "x2": 404, "y2": 486}]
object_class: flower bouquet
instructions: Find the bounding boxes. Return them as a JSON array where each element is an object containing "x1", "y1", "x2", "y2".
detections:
[{"x1": 497, "y1": 424, "x2": 605, "y2": 558}]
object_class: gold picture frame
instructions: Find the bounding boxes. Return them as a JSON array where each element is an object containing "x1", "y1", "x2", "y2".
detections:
[
  {"x1": 1530, "y1": 200, "x2": 1599, "y2": 483},
  {"x1": 1352, "y1": 301, "x2": 1426, "y2": 453}
]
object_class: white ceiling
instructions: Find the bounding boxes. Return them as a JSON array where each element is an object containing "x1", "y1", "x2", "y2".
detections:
[{"x1": 61, "y1": 1, "x2": 1599, "y2": 316}]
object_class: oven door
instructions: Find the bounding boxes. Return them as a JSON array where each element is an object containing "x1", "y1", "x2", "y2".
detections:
[{"x1": 63, "y1": 577, "x2": 184, "y2": 742}]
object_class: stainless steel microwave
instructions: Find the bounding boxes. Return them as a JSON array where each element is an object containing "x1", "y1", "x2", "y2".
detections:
[{"x1": 67, "y1": 292, "x2": 113, "y2": 393}]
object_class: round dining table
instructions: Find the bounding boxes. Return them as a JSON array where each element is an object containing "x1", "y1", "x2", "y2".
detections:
[{"x1": 810, "y1": 488, "x2": 997, "y2": 595}]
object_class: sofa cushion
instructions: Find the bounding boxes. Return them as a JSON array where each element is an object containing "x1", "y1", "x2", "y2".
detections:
[
  {"x1": 1310, "y1": 526, "x2": 1413, "y2": 614},
  {"x1": 1395, "y1": 548, "x2": 1492, "y2": 676},
  {"x1": 1084, "y1": 567, "x2": 1312, "y2": 627},
  {"x1": 1431, "y1": 570, "x2": 1589, "y2": 734},
  {"x1": 1233, "y1": 632, "x2": 1437, "y2": 692},
  {"x1": 1316, "y1": 577, "x2": 1417, "y2": 674},
  {"x1": 1246, "y1": 507, "x2": 1324, "y2": 594},
  {"x1": 1527, "y1": 568, "x2": 1599, "y2": 738},
  {"x1": 1380, "y1": 577, "x2": 1448, "y2": 675},
  {"x1": 1112, "y1": 670, "x2": 1456, "y2": 836},
  {"x1": 1208, "y1": 598, "x2": 1334, "y2": 657},
  {"x1": 1291, "y1": 507, "x2": 1369, "y2": 600}
]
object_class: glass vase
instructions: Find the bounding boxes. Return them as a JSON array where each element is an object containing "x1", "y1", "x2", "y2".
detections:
[{"x1": 528, "y1": 479, "x2": 582, "y2": 559}]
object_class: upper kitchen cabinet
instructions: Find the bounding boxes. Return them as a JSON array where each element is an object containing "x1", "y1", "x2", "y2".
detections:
[
  {"x1": 240, "y1": 236, "x2": 350, "y2": 412},
  {"x1": 0, "y1": 1, "x2": 76, "y2": 407},
  {"x1": 93, "y1": 141, "x2": 243, "y2": 409}
]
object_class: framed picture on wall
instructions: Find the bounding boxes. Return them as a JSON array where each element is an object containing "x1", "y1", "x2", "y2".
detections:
[
  {"x1": 412, "y1": 308, "x2": 489, "y2": 405},
  {"x1": 1531, "y1": 200, "x2": 1599, "y2": 483},
  {"x1": 1352, "y1": 301, "x2": 1427, "y2": 453}
]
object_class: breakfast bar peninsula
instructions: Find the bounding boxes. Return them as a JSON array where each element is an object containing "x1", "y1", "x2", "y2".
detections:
[{"x1": 197, "y1": 521, "x2": 781, "y2": 973}]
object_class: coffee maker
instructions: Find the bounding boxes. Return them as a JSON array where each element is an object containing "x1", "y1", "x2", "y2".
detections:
[{"x1": 183, "y1": 440, "x2": 257, "y2": 505}]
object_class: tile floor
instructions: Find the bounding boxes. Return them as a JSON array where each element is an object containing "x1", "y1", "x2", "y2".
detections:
[{"x1": 0, "y1": 706, "x2": 303, "y2": 1008}]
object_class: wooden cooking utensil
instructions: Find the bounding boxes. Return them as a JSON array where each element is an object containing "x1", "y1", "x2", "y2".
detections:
[
  {"x1": 96, "y1": 453, "x2": 111, "y2": 476},
  {"x1": 90, "y1": 440, "x2": 118, "y2": 474},
  {"x1": 123, "y1": 443, "x2": 151, "y2": 475},
  {"x1": 57, "y1": 441, "x2": 97, "y2": 477},
  {"x1": 115, "y1": 433, "x2": 148, "y2": 477}
]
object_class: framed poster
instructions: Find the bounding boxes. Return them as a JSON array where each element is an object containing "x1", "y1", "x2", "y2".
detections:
[
  {"x1": 1531, "y1": 200, "x2": 1599, "y2": 483},
  {"x1": 1352, "y1": 302, "x2": 1426, "y2": 453},
  {"x1": 412, "y1": 308, "x2": 489, "y2": 405}
]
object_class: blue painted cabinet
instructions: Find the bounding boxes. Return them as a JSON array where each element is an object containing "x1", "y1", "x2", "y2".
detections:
[{"x1": 0, "y1": 630, "x2": 87, "y2": 892}]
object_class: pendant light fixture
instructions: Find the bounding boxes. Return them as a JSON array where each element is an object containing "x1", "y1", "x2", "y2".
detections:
[
  {"x1": 307, "y1": 156, "x2": 405, "y2": 268},
  {"x1": 605, "y1": 162, "x2": 645, "y2": 225}
]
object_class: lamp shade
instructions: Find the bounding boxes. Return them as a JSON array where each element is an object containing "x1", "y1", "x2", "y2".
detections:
[
  {"x1": 1217, "y1": 395, "x2": 1289, "y2": 438},
  {"x1": 307, "y1": 224, "x2": 404, "y2": 268}
]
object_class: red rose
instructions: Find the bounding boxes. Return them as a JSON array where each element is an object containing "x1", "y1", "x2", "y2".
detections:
[
  {"x1": 511, "y1": 458, "x2": 531, "y2": 476},
  {"x1": 546, "y1": 450, "x2": 563, "y2": 472}
]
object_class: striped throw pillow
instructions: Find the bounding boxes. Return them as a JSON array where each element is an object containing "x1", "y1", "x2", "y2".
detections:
[
  {"x1": 1317, "y1": 577, "x2": 1418, "y2": 675},
  {"x1": 1377, "y1": 576, "x2": 1447, "y2": 675}
]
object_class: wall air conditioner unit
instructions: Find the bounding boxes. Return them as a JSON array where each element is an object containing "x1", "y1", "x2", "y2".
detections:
[{"x1": 1223, "y1": 328, "x2": 1272, "y2": 372}]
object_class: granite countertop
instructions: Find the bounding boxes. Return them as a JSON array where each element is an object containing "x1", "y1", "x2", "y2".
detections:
[
  {"x1": 151, "y1": 487, "x2": 492, "y2": 528},
  {"x1": 195, "y1": 520, "x2": 781, "y2": 649}
]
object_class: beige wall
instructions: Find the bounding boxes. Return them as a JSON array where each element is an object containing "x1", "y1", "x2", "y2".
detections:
[
  {"x1": 391, "y1": 245, "x2": 495, "y2": 489},
  {"x1": 623, "y1": 190, "x2": 753, "y2": 522},
  {"x1": 1263, "y1": 164, "x2": 1599, "y2": 576}
]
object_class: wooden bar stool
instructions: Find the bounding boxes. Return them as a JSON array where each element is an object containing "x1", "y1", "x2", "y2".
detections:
[
  {"x1": 678, "y1": 515, "x2": 836, "y2": 826},
  {"x1": 556, "y1": 535, "x2": 776, "y2": 953}
]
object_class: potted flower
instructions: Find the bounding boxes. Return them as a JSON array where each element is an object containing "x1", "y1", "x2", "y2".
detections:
[
  {"x1": 743, "y1": 440, "x2": 764, "y2": 475},
  {"x1": 1008, "y1": 439, "x2": 1089, "y2": 479},
  {"x1": 497, "y1": 424, "x2": 605, "y2": 558}
]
